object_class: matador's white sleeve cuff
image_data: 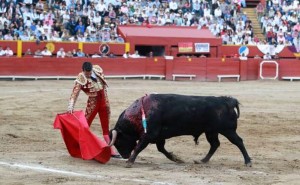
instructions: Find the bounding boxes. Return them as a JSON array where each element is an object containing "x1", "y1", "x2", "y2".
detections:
[{"x1": 68, "y1": 100, "x2": 74, "y2": 112}]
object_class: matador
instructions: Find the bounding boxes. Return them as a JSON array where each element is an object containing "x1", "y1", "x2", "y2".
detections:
[{"x1": 68, "y1": 61, "x2": 119, "y2": 157}]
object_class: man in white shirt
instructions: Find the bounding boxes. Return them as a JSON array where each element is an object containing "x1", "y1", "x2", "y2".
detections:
[
  {"x1": 123, "y1": 51, "x2": 129, "y2": 58},
  {"x1": 239, "y1": 53, "x2": 248, "y2": 61},
  {"x1": 95, "y1": 1, "x2": 107, "y2": 15},
  {"x1": 263, "y1": 52, "x2": 272, "y2": 60},
  {"x1": 157, "y1": 13, "x2": 166, "y2": 26},
  {"x1": 41, "y1": 47, "x2": 52, "y2": 56},
  {"x1": 129, "y1": 50, "x2": 141, "y2": 58},
  {"x1": 214, "y1": 6, "x2": 222, "y2": 18},
  {"x1": 56, "y1": 48, "x2": 66, "y2": 58},
  {"x1": 169, "y1": 0, "x2": 178, "y2": 13}
]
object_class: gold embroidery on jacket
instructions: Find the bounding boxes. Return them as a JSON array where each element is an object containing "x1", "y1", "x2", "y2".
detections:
[
  {"x1": 69, "y1": 83, "x2": 81, "y2": 108},
  {"x1": 69, "y1": 65, "x2": 108, "y2": 109},
  {"x1": 75, "y1": 72, "x2": 87, "y2": 85}
]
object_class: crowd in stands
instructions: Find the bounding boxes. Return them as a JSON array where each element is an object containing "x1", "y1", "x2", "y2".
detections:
[
  {"x1": 0, "y1": 0, "x2": 299, "y2": 57},
  {"x1": 258, "y1": 0, "x2": 300, "y2": 51}
]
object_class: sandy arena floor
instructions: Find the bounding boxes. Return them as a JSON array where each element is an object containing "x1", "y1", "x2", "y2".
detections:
[{"x1": 0, "y1": 79, "x2": 299, "y2": 185}]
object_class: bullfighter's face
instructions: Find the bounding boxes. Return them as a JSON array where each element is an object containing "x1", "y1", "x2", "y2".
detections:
[{"x1": 83, "y1": 70, "x2": 92, "y2": 78}]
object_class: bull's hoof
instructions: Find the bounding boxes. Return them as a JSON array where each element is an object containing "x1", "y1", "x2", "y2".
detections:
[
  {"x1": 245, "y1": 162, "x2": 252, "y2": 167},
  {"x1": 174, "y1": 158, "x2": 184, "y2": 163},
  {"x1": 125, "y1": 161, "x2": 133, "y2": 168},
  {"x1": 193, "y1": 160, "x2": 202, "y2": 164},
  {"x1": 201, "y1": 158, "x2": 209, "y2": 163},
  {"x1": 193, "y1": 159, "x2": 208, "y2": 164},
  {"x1": 171, "y1": 155, "x2": 184, "y2": 163}
]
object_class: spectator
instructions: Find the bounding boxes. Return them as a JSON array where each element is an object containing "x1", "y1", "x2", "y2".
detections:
[
  {"x1": 65, "y1": 51, "x2": 73, "y2": 58},
  {"x1": 35, "y1": 0, "x2": 44, "y2": 13},
  {"x1": 74, "y1": 21, "x2": 85, "y2": 35},
  {"x1": 20, "y1": 31, "x2": 30, "y2": 41},
  {"x1": 0, "y1": 46, "x2": 5, "y2": 56},
  {"x1": 148, "y1": 51, "x2": 153, "y2": 58},
  {"x1": 293, "y1": 36, "x2": 300, "y2": 53},
  {"x1": 57, "y1": 48, "x2": 66, "y2": 58},
  {"x1": 266, "y1": 28, "x2": 276, "y2": 44},
  {"x1": 76, "y1": 49, "x2": 85, "y2": 57},
  {"x1": 72, "y1": 49, "x2": 78, "y2": 57},
  {"x1": 52, "y1": 22, "x2": 62, "y2": 37},
  {"x1": 34, "y1": 49, "x2": 43, "y2": 57},
  {"x1": 95, "y1": 1, "x2": 107, "y2": 16},
  {"x1": 85, "y1": 34, "x2": 94, "y2": 42},
  {"x1": 123, "y1": 51, "x2": 129, "y2": 58},
  {"x1": 24, "y1": 48, "x2": 33, "y2": 56},
  {"x1": 239, "y1": 53, "x2": 248, "y2": 61},
  {"x1": 263, "y1": 52, "x2": 272, "y2": 60},
  {"x1": 256, "y1": 3, "x2": 264, "y2": 20},
  {"x1": 108, "y1": 52, "x2": 116, "y2": 58},
  {"x1": 129, "y1": 50, "x2": 141, "y2": 58},
  {"x1": 41, "y1": 47, "x2": 52, "y2": 56},
  {"x1": 273, "y1": 52, "x2": 280, "y2": 60},
  {"x1": 91, "y1": 52, "x2": 101, "y2": 58},
  {"x1": 39, "y1": 32, "x2": 48, "y2": 41},
  {"x1": 254, "y1": 54, "x2": 262, "y2": 59},
  {"x1": 4, "y1": 46, "x2": 13, "y2": 56}
]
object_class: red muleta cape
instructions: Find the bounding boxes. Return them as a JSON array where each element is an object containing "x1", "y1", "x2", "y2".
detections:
[{"x1": 53, "y1": 110, "x2": 111, "y2": 163}]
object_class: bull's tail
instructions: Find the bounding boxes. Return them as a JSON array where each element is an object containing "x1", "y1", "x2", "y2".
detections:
[{"x1": 224, "y1": 97, "x2": 240, "y2": 119}]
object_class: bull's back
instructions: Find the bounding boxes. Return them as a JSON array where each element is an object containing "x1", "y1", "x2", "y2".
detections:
[{"x1": 146, "y1": 94, "x2": 238, "y2": 137}]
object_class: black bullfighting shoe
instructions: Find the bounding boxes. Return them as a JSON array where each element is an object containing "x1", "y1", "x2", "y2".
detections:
[{"x1": 111, "y1": 154, "x2": 122, "y2": 159}]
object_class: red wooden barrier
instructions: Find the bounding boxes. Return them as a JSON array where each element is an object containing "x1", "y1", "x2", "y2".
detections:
[
  {"x1": 206, "y1": 58, "x2": 240, "y2": 82},
  {"x1": 279, "y1": 60, "x2": 300, "y2": 78},
  {"x1": 171, "y1": 58, "x2": 207, "y2": 81},
  {"x1": 258, "y1": 60, "x2": 279, "y2": 79},
  {"x1": 145, "y1": 58, "x2": 166, "y2": 75},
  {"x1": 0, "y1": 57, "x2": 299, "y2": 81}
]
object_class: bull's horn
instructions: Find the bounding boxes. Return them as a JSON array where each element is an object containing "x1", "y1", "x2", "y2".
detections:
[{"x1": 109, "y1": 130, "x2": 117, "y2": 146}]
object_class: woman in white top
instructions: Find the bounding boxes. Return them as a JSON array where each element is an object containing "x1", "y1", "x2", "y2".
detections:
[
  {"x1": 88, "y1": 11, "x2": 96, "y2": 24},
  {"x1": 36, "y1": 0, "x2": 44, "y2": 11},
  {"x1": 31, "y1": 9, "x2": 40, "y2": 22},
  {"x1": 0, "y1": 3, "x2": 7, "y2": 15},
  {"x1": 86, "y1": 24, "x2": 96, "y2": 35},
  {"x1": 62, "y1": 11, "x2": 70, "y2": 25},
  {"x1": 5, "y1": 47, "x2": 13, "y2": 56},
  {"x1": 93, "y1": 12, "x2": 102, "y2": 25}
]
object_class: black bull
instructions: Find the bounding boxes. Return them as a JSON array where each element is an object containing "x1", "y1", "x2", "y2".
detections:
[{"x1": 109, "y1": 94, "x2": 251, "y2": 168}]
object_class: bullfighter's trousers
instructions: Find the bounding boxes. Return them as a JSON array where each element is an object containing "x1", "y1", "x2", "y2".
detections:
[
  {"x1": 84, "y1": 89, "x2": 119, "y2": 155},
  {"x1": 85, "y1": 89, "x2": 110, "y2": 136}
]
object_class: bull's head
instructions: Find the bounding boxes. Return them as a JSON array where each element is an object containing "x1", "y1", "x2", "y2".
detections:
[{"x1": 109, "y1": 129, "x2": 137, "y2": 159}]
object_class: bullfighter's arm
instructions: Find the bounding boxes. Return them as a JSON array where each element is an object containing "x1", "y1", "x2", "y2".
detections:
[{"x1": 68, "y1": 82, "x2": 81, "y2": 113}]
